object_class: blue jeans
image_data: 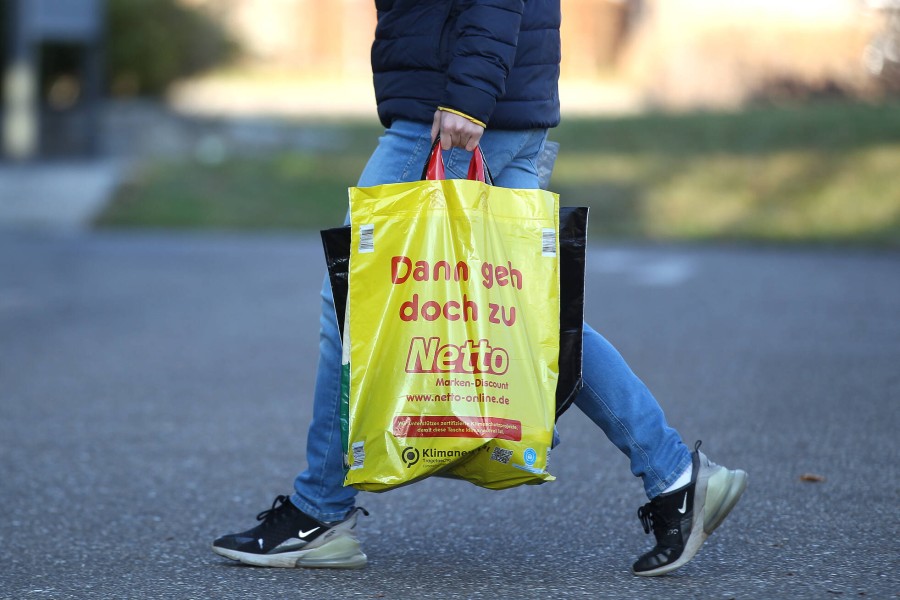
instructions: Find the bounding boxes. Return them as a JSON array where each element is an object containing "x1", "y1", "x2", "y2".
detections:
[{"x1": 291, "y1": 121, "x2": 691, "y2": 521}]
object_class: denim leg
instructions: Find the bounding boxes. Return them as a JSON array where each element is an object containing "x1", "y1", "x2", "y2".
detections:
[
  {"x1": 573, "y1": 323, "x2": 692, "y2": 499},
  {"x1": 290, "y1": 274, "x2": 358, "y2": 522}
]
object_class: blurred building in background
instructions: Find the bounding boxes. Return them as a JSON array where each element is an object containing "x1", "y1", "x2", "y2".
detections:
[
  {"x1": 177, "y1": 0, "x2": 890, "y2": 113},
  {"x1": 182, "y1": 0, "x2": 637, "y2": 78},
  {"x1": 624, "y1": 0, "x2": 886, "y2": 108},
  {"x1": 1, "y1": 0, "x2": 104, "y2": 160}
]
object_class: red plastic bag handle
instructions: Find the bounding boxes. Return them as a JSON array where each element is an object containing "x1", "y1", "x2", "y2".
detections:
[
  {"x1": 424, "y1": 140, "x2": 446, "y2": 180},
  {"x1": 423, "y1": 138, "x2": 493, "y2": 184},
  {"x1": 467, "y1": 145, "x2": 487, "y2": 183}
]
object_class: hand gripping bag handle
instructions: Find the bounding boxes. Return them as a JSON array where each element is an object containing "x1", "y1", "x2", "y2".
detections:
[{"x1": 421, "y1": 137, "x2": 494, "y2": 185}]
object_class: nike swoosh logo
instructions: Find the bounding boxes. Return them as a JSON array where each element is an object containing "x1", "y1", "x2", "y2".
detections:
[
  {"x1": 677, "y1": 493, "x2": 689, "y2": 514},
  {"x1": 298, "y1": 527, "x2": 320, "y2": 538}
]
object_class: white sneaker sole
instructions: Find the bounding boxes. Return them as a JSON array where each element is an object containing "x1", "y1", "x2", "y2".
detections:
[
  {"x1": 703, "y1": 466, "x2": 748, "y2": 534},
  {"x1": 212, "y1": 534, "x2": 368, "y2": 569}
]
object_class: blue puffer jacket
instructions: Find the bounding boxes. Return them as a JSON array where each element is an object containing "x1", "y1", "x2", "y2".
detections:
[{"x1": 371, "y1": 0, "x2": 561, "y2": 130}]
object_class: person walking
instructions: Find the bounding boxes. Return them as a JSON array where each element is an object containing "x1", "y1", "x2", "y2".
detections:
[{"x1": 212, "y1": 0, "x2": 747, "y2": 577}]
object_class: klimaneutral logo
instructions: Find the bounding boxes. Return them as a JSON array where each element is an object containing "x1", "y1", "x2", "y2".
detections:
[
  {"x1": 401, "y1": 446, "x2": 420, "y2": 468},
  {"x1": 400, "y1": 445, "x2": 489, "y2": 468}
]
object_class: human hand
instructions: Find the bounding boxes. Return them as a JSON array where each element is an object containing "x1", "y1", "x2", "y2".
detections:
[{"x1": 431, "y1": 110, "x2": 485, "y2": 152}]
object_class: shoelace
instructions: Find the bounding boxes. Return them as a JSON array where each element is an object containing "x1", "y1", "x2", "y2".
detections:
[
  {"x1": 256, "y1": 494, "x2": 294, "y2": 524},
  {"x1": 638, "y1": 496, "x2": 682, "y2": 536},
  {"x1": 637, "y1": 503, "x2": 656, "y2": 535},
  {"x1": 255, "y1": 496, "x2": 372, "y2": 526}
]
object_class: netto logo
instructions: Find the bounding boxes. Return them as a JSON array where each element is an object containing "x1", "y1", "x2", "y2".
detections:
[{"x1": 401, "y1": 446, "x2": 420, "y2": 468}]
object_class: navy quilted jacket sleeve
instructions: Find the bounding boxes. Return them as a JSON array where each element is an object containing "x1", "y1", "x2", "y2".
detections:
[
  {"x1": 372, "y1": 0, "x2": 560, "y2": 130},
  {"x1": 442, "y1": 0, "x2": 524, "y2": 125}
]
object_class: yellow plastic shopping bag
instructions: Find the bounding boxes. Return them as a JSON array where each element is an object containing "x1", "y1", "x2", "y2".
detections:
[{"x1": 341, "y1": 144, "x2": 560, "y2": 491}]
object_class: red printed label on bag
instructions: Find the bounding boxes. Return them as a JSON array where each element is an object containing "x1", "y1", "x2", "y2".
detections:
[{"x1": 392, "y1": 415, "x2": 522, "y2": 441}]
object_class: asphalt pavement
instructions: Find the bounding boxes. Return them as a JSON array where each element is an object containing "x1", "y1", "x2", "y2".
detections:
[{"x1": 1, "y1": 231, "x2": 898, "y2": 599}]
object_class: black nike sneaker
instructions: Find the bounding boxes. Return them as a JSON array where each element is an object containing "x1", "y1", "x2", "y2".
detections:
[
  {"x1": 632, "y1": 442, "x2": 748, "y2": 576},
  {"x1": 212, "y1": 495, "x2": 368, "y2": 568}
]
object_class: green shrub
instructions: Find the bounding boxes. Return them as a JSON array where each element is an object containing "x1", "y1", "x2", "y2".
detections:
[{"x1": 106, "y1": 0, "x2": 238, "y2": 96}]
